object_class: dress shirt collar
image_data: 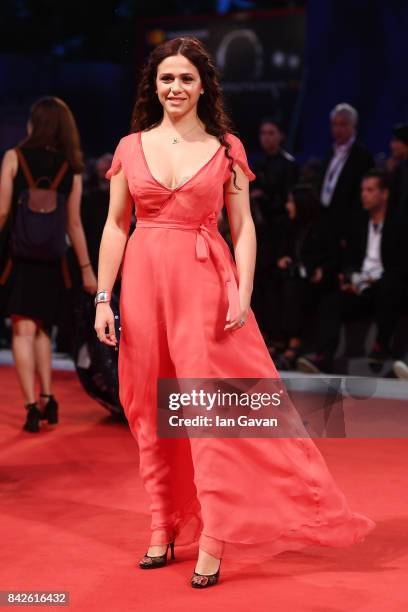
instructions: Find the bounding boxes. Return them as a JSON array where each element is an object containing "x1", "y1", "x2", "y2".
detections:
[
  {"x1": 334, "y1": 134, "x2": 356, "y2": 155},
  {"x1": 369, "y1": 217, "x2": 384, "y2": 234}
]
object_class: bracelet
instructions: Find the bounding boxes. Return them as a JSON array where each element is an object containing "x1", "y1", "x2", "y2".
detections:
[
  {"x1": 80, "y1": 262, "x2": 91, "y2": 269},
  {"x1": 94, "y1": 290, "x2": 111, "y2": 306}
]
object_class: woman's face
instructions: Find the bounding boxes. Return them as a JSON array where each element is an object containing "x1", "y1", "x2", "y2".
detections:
[
  {"x1": 259, "y1": 122, "x2": 281, "y2": 152},
  {"x1": 286, "y1": 193, "x2": 296, "y2": 220},
  {"x1": 155, "y1": 54, "x2": 204, "y2": 118}
]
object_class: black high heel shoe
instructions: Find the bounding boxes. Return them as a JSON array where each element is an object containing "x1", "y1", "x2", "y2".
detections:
[
  {"x1": 191, "y1": 559, "x2": 222, "y2": 588},
  {"x1": 23, "y1": 402, "x2": 41, "y2": 433},
  {"x1": 39, "y1": 394, "x2": 58, "y2": 424},
  {"x1": 139, "y1": 541, "x2": 175, "y2": 569}
]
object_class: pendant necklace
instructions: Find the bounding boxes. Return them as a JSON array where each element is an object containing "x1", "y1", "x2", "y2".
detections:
[{"x1": 170, "y1": 123, "x2": 201, "y2": 144}]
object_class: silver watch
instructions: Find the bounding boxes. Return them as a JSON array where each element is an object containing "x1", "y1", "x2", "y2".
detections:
[{"x1": 94, "y1": 290, "x2": 111, "y2": 306}]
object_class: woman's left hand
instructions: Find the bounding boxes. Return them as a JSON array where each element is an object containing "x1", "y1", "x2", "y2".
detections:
[{"x1": 224, "y1": 298, "x2": 250, "y2": 332}]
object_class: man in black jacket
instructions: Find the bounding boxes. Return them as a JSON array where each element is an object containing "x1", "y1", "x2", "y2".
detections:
[
  {"x1": 299, "y1": 169, "x2": 407, "y2": 373},
  {"x1": 319, "y1": 103, "x2": 374, "y2": 242}
]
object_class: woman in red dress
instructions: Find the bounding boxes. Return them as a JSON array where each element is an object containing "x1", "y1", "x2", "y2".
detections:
[{"x1": 94, "y1": 37, "x2": 375, "y2": 589}]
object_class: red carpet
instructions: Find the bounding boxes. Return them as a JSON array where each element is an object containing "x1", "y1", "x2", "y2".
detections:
[{"x1": 1, "y1": 364, "x2": 407, "y2": 611}]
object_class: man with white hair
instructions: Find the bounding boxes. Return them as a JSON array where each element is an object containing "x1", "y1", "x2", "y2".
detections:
[{"x1": 319, "y1": 103, "x2": 373, "y2": 241}]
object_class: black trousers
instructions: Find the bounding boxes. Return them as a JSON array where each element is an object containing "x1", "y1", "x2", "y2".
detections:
[
  {"x1": 251, "y1": 218, "x2": 284, "y2": 343},
  {"x1": 316, "y1": 275, "x2": 403, "y2": 357},
  {"x1": 251, "y1": 270, "x2": 281, "y2": 342}
]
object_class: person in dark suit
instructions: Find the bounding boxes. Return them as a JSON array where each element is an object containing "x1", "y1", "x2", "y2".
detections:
[
  {"x1": 272, "y1": 183, "x2": 339, "y2": 370},
  {"x1": 298, "y1": 168, "x2": 407, "y2": 373},
  {"x1": 319, "y1": 103, "x2": 374, "y2": 242},
  {"x1": 249, "y1": 118, "x2": 299, "y2": 345}
]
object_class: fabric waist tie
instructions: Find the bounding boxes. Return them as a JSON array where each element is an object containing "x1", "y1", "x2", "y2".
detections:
[{"x1": 135, "y1": 216, "x2": 241, "y2": 321}]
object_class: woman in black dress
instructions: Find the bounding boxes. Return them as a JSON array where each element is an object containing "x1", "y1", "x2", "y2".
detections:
[{"x1": 0, "y1": 96, "x2": 97, "y2": 432}]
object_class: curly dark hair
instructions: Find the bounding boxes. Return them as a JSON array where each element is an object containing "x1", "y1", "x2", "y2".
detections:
[{"x1": 130, "y1": 36, "x2": 241, "y2": 189}]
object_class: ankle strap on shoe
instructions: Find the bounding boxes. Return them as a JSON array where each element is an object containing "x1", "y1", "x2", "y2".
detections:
[{"x1": 25, "y1": 402, "x2": 39, "y2": 410}]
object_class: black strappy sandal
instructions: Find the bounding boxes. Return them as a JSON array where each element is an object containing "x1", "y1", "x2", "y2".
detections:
[{"x1": 23, "y1": 402, "x2": 41, "y2": 433}]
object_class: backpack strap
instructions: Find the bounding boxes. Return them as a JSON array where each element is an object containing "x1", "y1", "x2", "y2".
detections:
[
  {"x1": 14, "y1": 148, "x2": 36, "y2": 188},
  {"x1": 15, "y1": 147, "x2": 69, "y2": 190},
  {"x1": 50, "y1": 160, "x2": 69, "y2": 190}
]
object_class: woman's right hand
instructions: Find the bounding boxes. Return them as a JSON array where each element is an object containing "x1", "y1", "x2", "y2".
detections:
[{"x1": 94, "y1": 302, "x2": 117, "y2": 346}]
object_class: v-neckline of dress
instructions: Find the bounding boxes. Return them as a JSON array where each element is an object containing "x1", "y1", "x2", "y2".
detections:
[{"x1": 138, "y1": 130, "x2": 223, "y2": 192}]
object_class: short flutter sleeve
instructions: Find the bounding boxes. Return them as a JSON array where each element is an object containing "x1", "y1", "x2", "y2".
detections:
[
  {"x1": 226, "y1": 133, "x2": 256, "y2": 182},
  {"x1": 105, "y1": 137, "x2": 124, "y2": 180}
]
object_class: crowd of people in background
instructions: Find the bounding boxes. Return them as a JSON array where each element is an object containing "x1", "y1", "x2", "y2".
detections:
[
  {"x1": 242, "y1": 103, "x2": 408, "y2": 377},
  {"x1": 1, "y1": 98, "x2": 408, "y2": 399}
]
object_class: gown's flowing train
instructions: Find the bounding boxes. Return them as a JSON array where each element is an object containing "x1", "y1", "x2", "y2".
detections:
[{"x1": 105, "y1": 131, "x2": 376, "y2": 562}]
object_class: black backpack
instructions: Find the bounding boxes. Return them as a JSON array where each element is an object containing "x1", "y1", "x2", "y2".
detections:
[{"x1": 11, "y1": 148, "x2": 69, "y2": 261}]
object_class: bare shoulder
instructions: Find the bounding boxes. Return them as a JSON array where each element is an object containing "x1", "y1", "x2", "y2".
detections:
[
  {"x1": 2, "y1": 148, "x2": 18, "y2": 164},
  {"x1": 72, "y1": 173, "x2": 83, "y2": 185},
  {"x1": 203, "y1": 131, "x2": 221, "y2": 144},
  {"x1": 1, "y1": 148, "x2": 18, "y2": 177},
  {"x1": 139, "y1": 126, "x2": 159, "y2": 141}
]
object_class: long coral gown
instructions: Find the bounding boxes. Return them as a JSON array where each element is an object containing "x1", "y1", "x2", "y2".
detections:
[{"x1": 105, "y1": 131, "x2": 376, "y2": 561}]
